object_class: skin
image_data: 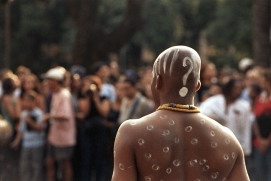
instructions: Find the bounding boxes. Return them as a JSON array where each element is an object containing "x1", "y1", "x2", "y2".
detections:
[{"x1": 112, "y1": 46, "x2": 249, "y2": 181}]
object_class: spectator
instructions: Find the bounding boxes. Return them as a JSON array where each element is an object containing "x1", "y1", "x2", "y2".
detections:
[
  {"x1": 91, "y1": 61, "x2": 116, "y2": 102},
  {"x1": 241, "y1": 67, "x2": 261, "y2": 103},
  {"x1": 42, "y1": 68, "x2": 76, "y2": 181},
  {"x1": 200, "y1": 78, "x2": 253, "y2": 169},
  {"x1": 77, "y1": 75, "x2": 110, "y2": 181},
  {"x1": 10, "y1": 90, "x2": 45, "y2": 181},
  {"x1": 20, "y1": 73, "x2": 45, "y2": 112},
  {"x1": 252, "y1": 68, "x2": 271, "y2": 181},
  {"x1": 104, "y1": 80, "x2": 125, "y2": 180},
  {"x1": 118, "y1": 78, "x2": 151, "y2": 124},
  {"x1": 197, "y1": 61, "x2": 217, "y2": 104},
  {"x1": 0, "y1": 75, "x2": 21, "y2": 181}
]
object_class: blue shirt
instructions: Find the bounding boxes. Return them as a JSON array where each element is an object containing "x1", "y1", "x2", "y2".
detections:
[{"x1": 19, "y1": 108, "x2": 45, "y2": 148}]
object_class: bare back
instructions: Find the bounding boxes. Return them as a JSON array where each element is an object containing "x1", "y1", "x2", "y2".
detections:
[{"x1": 112, "y1": 110, "x2": 249, "y2": 181}]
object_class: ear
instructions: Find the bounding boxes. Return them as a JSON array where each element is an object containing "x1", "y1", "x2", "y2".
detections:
[
  {"x1": 194, "y1": 80, "x2": 201, "y2": 92},
  {"x1": 155, "y1": 75, "x2": 162, "y2": 90}
]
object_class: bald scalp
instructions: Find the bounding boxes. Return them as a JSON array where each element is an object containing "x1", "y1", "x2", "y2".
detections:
[{"x1": 153, "y1": 46, "x2": 201, "y2": 98}]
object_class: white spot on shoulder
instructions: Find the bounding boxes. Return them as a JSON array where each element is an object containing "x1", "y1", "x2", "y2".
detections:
[
  {"x1": 211, "y1": 141, "x2": 218, "y2": 148},
  {"x1": 199, "y1": 159, "x2": 207, "y2": 165},
  {"x1": 223, "y1": 154, "x2": 229, "y2": 160},
  {"x1": 144, "y1": 153, "x2": 152, "y2": 159},
  {"x1": 200, "y1": 119, "x2": 206, "y2": 124},
  {"x1": 191, "y1": 138, "x2": 199, "y2": 145},
  {"x1": 168, "y1": 119, "x2": 175, "y2": 126},
  {"x1": 166, "y1": 168, "x2": 172, "y2": 174},
  {"x1": 203, "y1": 165, "x2": 210, "y2": 171},
  {"x1": 174, "y1": 137, "x2": 180, "y2": 143},
  {"x1": 173, "y1": 159, "x2": 181, "y2": 167},
  {"x1": 225, "y1": 138, "x2": 231, "y2": 144},
  {"x1": 211, "y1": 172, "x2": 219, "y2": 180},
  {"x1": 185, "y1": 126, "x2": 193, "y2": 132},
  {"x1": 160, "y1": 115, "x2": 167, "y2": 119},
  {"x1": 147, "y1": 125, "x2": 154, "y2": 131},
  {"x1": 210, "y1": 131, "x2": 215, "y2": 136},
  {"x1": 162, "y1": 129, "x2": 170, "y2": 136},
  {"x1": 138, "y1": 139, "x2": 145, "y2": 146},
  {"x1": 152, "y1": 164, "x2": 160, "y2": 171},
  {"x1": 119, "y1": 163, "x2": 125, "y2": 170},
  {"x1": 163, "y1": 147, "x2": 170, "y2": 153}
]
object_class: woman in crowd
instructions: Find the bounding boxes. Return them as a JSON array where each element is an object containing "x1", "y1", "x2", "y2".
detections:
[
  {"x1": 0, "y1": 75, "x2": 21, "y2": 181},
  {"x1": 77, "y1": 75, "x2": 110, "y2": 181},
  {"x1": 253, "y1": 68, "x2": 271, "y2": 181},
  {"x1": 20, "y1": 73, "x2": 45, "y2": 112}
]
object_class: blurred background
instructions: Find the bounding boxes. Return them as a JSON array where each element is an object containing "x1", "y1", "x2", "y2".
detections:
[{"x1": 0, "y1": 0, "x2": 270, "y2": 74}]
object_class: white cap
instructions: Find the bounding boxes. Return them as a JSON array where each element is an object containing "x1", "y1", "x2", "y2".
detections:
[{"x1": 44, "y1": 68, "x2": 65, "y2": 81}]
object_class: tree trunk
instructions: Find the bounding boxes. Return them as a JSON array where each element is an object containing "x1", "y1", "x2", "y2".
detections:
[
  {"x1": 253, "y1": 0, "x2": 271, "y2": 67},
  {"x1": 69, "y1": 0, "x2": 144, "y2": 71}
]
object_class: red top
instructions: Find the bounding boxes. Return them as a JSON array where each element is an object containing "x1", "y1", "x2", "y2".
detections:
[{"x1": 253, "y1": 93, "x2": 271, "y2": 147}]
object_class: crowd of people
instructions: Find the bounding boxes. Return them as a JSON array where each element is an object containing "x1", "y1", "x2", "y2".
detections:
[{"x1": 0, "y1": 58, "x2": 270, "y2": 181}]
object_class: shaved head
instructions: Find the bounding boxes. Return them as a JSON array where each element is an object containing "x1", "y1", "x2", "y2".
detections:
[{"x1": 151, "y1": 46, "x2": 201, "y2": 104}]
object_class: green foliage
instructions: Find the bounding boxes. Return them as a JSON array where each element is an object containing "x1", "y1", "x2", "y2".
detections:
[
  {"x1": 132, "y1": 0, "x2": 180, "y2": 54},
  {"x1": 206, "y1": 0, "x2": 253, "y2": 68}
]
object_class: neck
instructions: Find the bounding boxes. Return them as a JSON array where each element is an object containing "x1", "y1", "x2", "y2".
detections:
[{"x1": 159, "y1": 96, "x2": 194, "y2": 106}]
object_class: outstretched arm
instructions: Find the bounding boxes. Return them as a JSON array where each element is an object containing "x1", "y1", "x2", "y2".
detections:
[{"x1": 112, "y1": 121, "x2": 137, "y2": 181}]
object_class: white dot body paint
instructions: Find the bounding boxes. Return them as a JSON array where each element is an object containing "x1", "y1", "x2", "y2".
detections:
[
  {"x1": 211, "y1": 172, "x2": 219, "y2": 180},
  {"x1": 145, "y1": 153, "x2": 152, "y2": 159},
  {"x1": 162, "y1": 129, "x2": 170, "y2": 136},
  {"x1": 179, "y1": 87, "x2": 188, "y2": 97},
  {"x1": 145, "y1": 176, "x2": 152, "y2": 181},
  {"x1": 232, "y1": 152, "x2": 235, "y2": 159},
  {"x1": 147, "y1": 125, "x2": 154, "y2": 131},
  {"x1": 168, "y1": 119, "x2": 175, "y2": 126},
  {"x1": 185, "y1": 126, "x2": 193, "y2": 132},
  {"x1": 119, "y1": 163, "x2": 125, "y2": 170},
  {"x1": 203, "y1": 165, "x2": 210, "y2": 171},
  {"x1": 152, "y1": 164, "x2": 160, "y2": 171},
  {"x1": 199, "y1": 159, "x2": 207, "y2": 165},
  {"x1": 223, "y1": 154, "x2": 229, "y2": 160},
  {"x1": 191, "y1": 138, "x2": 199, "y2": 145},
  {"x1": 163, "y1": 147, "x2": 170, "y2": 153},
  {"x1": 179, "y1": 56, "x2": 194, "y2": 97},
  {"x1": 211, "y1": 141, "x2": 218, "y2": 148},
  {"x1": 173, "y1": 159, "x2": 181, "y2": 167},
  {"x1": 138, "y1": 139, "x2": 145, "y2": 146},
  {"x1": 174, "y1": 137, "x2": 180, "y2": 143},
  {"x1": 166, "y1": 168, "x2": 172, "y2": 174},
  {"x1": 160, "y1": 115, "x2": 167, "y2": 119}
]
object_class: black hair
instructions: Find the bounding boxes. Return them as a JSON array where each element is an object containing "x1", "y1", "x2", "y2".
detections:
[
  {"x1": 90, "y1": 61, "x2": 108, "y2": 75},
  {"x1": 222, "y1": 78, "x2": 241, "y2": 97},
  {"x1": 250, "y1": 84, "x2": 262, "y2": 95},
  {"x1": 124, "y1": 77, "x2": 137, "y2": 87},
  {"x1": 2, "y1": 78, "x2": 14, "y2": 95}
]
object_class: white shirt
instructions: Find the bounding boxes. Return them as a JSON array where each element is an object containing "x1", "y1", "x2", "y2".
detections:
[{"x1": 199, "y1": 94, "x2": 253, "y2": 155}]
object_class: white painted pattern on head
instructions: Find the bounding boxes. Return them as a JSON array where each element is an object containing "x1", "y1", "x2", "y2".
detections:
[
  {"x1": 179, "y1": 56, "x2": 194, "y2": 97},
  {"x1": 163, "y1": 50, "x2": 171, "y2": 73},
  {"x1": 169, "y1": 49, "x2": 180, "y2": 76}
]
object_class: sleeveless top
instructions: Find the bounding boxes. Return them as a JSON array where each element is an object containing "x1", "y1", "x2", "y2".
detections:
[{"x1": 0, "y1": 98, "x2": 16, "y2": 130}]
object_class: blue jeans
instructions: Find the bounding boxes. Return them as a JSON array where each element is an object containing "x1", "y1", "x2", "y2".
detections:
[
  {"x1": 78, "y1": 123, "x2": 107, "y2": 181},
  {"x1": 253, "y1": 146, "x2": 271, "y2": 181}
]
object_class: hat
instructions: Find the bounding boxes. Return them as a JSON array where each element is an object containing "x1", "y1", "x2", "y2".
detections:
[{"x1": 44, "y1": 68, "x2": 65, "y2": 81}]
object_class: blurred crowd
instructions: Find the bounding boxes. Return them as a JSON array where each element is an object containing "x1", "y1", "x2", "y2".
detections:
[{"x1": 0, "y1": 59, "x2": 271, "y2": 181}]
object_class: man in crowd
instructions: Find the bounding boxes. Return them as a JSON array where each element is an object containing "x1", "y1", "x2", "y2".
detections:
[
  {"x1": 42, "y1": 68, "x2": 76, "y2": 181},
  {"x1": 112, "y1": 46, "x2": 249, "y2": 180},
  {"x1": 118, "y1": 78, "x2": 151, "y2": 124}
]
